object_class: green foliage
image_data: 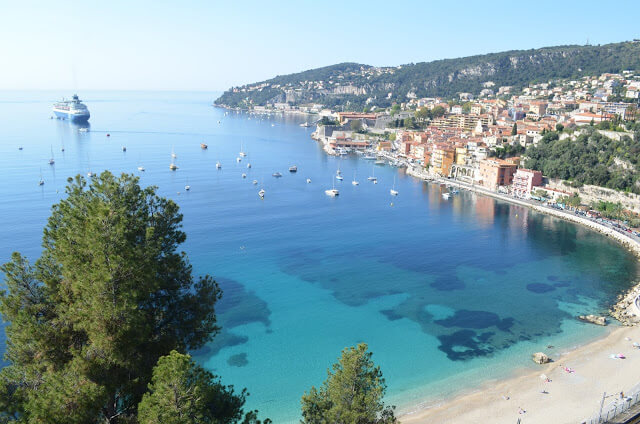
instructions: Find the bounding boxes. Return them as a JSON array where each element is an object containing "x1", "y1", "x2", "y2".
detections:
[
  {"x1": 489, "y1": 143, "x2": 524, "y2": 159},
  {"x1": 555, "y1": 123, "x2": 564, "y2": 132},
  {"x1": 350, "y1": 120, "x2": 363, "y2": 132},
  {"x1": 138, "y1": 351, "x2": 268, "y2": 424},
  {"x1": 390, "y1": 104, "x2": 401, "y2": 116},
  {"x1": 0, "y1": 172, "x2": 224, "y2": 423},
  {"x1": 557, "y1": 193, "x2": 582, "y2": 207},
  {"x1": 533, "y1": 189, "x2": 549, "y2": 199},
  {"x1": 524, "y1": 129, "x2": 640, "y2": 193},
  {"x1": 216, "y1": 42, "x2": 640, "y2": 110},
  {"x1": 318, "y1": 117, "x2": 339, "y2": 126},
  {"x1": 301, "y1": 343, "x2": 396, "y2": 424}
]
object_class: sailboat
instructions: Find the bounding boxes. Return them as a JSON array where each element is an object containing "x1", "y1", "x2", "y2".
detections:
[
  {"x1": 169, "y1": 151, "x2": 178, "y2": 170},
  {"x1": 171, "y1": 147, "x2": 177, "y2": 159},
  {"x1": 367, "y1": 166, "x2": 377, "y2": 182},
  {"x1": 352, "y1": 171, "x2": 359, "y2": 186},
  {"x1": 38, "y1": 168, "x2": 44, "y2": 186},
  {"x1": 185, "y1": 178, "x2": 191, "y2": 191},
  {"x1": 325, "y1": 178, "x2": 339, "y2": 197},
  {"x1": 390, "y1": 176, "x2": 398, "y2": 196},
  {"x1": 137, "y1": 166, "x2": 145, "y2": 172},
  {"x1": 239, "y1": 141, "x2": 247, "y2": 157},
  {"x1": 48, "y1": 146, "x2": 55, "y2": 165},
  {"x1": 216, "y1": 160, "x2": 222, "y2": 169}
]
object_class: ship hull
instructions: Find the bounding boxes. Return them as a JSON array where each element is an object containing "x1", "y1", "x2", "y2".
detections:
[{"x1": 53, "y1": 109, "x2": 90, "y2": 122}]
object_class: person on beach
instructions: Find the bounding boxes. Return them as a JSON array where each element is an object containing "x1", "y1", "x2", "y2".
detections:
[{"x1": 518, "y1": 407, "x2": 526, "y2": 414}]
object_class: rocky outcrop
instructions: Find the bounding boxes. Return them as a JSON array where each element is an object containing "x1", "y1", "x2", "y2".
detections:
[
  {"x1": 610, "y1": 282, "x2": 640, "y2": 326},
  {"x1": 578, "y1": 315, "x2": 607, "y2": 326},
  {"x1": 532, "y1": 352, "x2": 551, "y2": 364}
]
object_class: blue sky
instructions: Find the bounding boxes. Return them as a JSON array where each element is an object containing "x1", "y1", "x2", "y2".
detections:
[{"x1": 1, "y1": 0, "x2": 639, "y2": 91}]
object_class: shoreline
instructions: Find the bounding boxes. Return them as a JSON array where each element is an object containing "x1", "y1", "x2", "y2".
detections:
[
  {"x1": 399, "y1": 324, "x2": 640, "y2": 423},
  {"x1": 398, "y1": 167, "x2": 640, "y2": 423},
  {"x1": 405, "y1": 167, "x2": 640, "y2": 259}
]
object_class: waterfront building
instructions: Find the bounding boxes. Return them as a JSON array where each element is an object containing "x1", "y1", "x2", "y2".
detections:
[
  {"x1": 478, "y1": 158, "x2": 517, "y2": 190},
  {"x1": 430, "y1": 145, "x2": 455, "y2": 176},
  {"x1": 455, "y1": 147, "x2": 468, "y2": 165},
  {"x1": 513, "y1": 168, "x2": 543, "y2": 198}
]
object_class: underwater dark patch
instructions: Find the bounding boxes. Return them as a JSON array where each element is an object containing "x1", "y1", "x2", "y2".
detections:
[
  {"x1": 437, "y1": 330, "x2": 496, "y2": 361},
  {"x1": 430, "y1": 275, "x2": 465, "y2": 291},
  {"x1": 380, "y1": 309, "x2": 403, "y2": 321},
  {"x1": 526, "y1": 283, "x2": 556, "y2": 294},
  {"x1": 227, "y1": 353, "x2": 249, "y2": 367},
  {"x1": 434, "y1": 310, "x2": 514, "y2": 331}
]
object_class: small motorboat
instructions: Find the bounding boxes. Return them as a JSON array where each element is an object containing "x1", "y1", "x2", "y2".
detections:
[
  {"x1": 242, "y1": 173, "x2": 247, "y2": 178},
  {"x1": 122, "y1": 146, "x2": 127, "y2": 152},
  {"x1": 87, "y1": 171, "x2": 94, "y2": 178},
  {"x1": 201, "y1": 143, "x2": 208, "y2": 149},
  {"x1": 390, "y1": 189, "x2": 398, "y2": 196},
  {"x1": 325, "y1": 189, "x2": 339, "y2": 197},
  {"x1": 106, "y1": 133, "x2": 110, "y2": 137},
  {"x1": 247, "y1": 163, "x2": 252, "y2": 168},
  {"x1": 352, "y1": 180, "x2": 359, "y2": 186},
  {"x1": 216, "y1": 162, "x2": 222, "y2": 169},
  {"x1": 442, "y1": 192, "x2": 451, "y2": 199},
  {"x1": 375, "y1": 160, "x2": 385, "y2": 165},
  {"x1": 38, "y1": 178, "x2": 44, "y2": 186},
  {"x1": 185, "y1": 185, "x2": 191, "y2": 191},
  {"x1": 237, "y1": 157, "x2": 242, "y2": 162},
  {"x1": 18, "y1": 146, "x2": 23, "y2": 150},
  {"x1": 170, "y1": 163, "x2": 178, "y2": 171},
  {"x1": 289, "y1": 165, "x2": 298, "y2": 172},
  {"x1": 259, "y1": 189, "x2": 265, "y2": 198},
  {"x1": 336, "y1": 175, "x2": 343, "y2": 181},
  {"x1": 306, "y1": 178, "x2": 312, "y2": 183},
  {"x1": 272, "y1": 172, "x2": 282, "y2": 178},
  {"x1": 138, "y1": 166, "x2": 145, "y2": 172},
  {"x1": 252, "y1": 179, "x2": 258, "y2": 185},
  {"x1": 367, "y1": 176, "x2": 377, "y2": 181}
]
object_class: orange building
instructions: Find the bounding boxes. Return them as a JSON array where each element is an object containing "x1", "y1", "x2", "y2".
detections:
[
  {"x1": 479, "y1": 159, "x2": 517, "y2": 190},
  {"x1": 430, "y1": 145, "x2": 455, "y2": 176}
]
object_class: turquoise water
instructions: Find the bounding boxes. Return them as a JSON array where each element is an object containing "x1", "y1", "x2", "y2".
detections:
[{"x1": 0, "y1": 91, "x2": 638, "y2": 422}]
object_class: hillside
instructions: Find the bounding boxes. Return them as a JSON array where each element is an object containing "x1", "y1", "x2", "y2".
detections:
[{"x1": 215, "y1": 41, "x2": 640, "y2": 110}]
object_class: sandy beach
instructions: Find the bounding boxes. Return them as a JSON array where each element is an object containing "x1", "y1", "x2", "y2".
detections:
[{"x1": 400, "y1": 325, "x2": 640, "y2": 424}]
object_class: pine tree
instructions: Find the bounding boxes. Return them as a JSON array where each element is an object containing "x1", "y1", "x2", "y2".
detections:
[
  {"x1": 138, "y1": 351, "x2": 269, "y2": 424},
  {"x1": 0, "y1": 172, "x2": 223, "y2": 422},
  {"x1": 301, "y1": 344, "x2": 396, "y2": 424}
]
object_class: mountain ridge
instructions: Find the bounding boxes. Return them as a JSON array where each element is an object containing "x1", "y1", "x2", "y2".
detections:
[{"x1": 215, "y1": 41, "x2": 640, "y2": 110}]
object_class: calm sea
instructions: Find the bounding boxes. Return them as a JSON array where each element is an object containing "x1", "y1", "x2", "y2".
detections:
[{"x1": 0, "y1": 91, "x2": 638, "y2": 422}]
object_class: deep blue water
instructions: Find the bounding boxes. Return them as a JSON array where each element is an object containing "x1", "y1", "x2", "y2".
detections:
[{"x1": 0, "y1": 91, "x2": 638, "y2": 422}]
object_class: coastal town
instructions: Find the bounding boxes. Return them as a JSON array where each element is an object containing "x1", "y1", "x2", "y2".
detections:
[{"x1": 233, "y1": 71, "x2": 640, "y2": 239}]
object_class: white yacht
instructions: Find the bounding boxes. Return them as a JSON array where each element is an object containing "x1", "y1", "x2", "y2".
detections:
[
  {"x1": 325, "y1": 188, "x2": 339, "y2": 197},
  {"x1": 258, "y1": 188, "x2": 265, "y2": 198},
  {"x1": 390, "y1": 176, "x2": 398, "y2": 196},
  {"x1": 442, "y1": 192, "x2": 451, "y2": 199},
  {"x1": 138, "y1": 166, "x2": 145, "y2": 172},
  {"x1": 306, "y1": 178, "x2": 312, "y2": 183},
  {"x1": 216, "y1": 161, "x2": 222, "y2": 169}
]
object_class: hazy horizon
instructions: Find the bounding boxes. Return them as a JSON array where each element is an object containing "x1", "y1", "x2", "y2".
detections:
[{"x1": 2, "y1": 0, "x2": 639, "y2": 91}]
